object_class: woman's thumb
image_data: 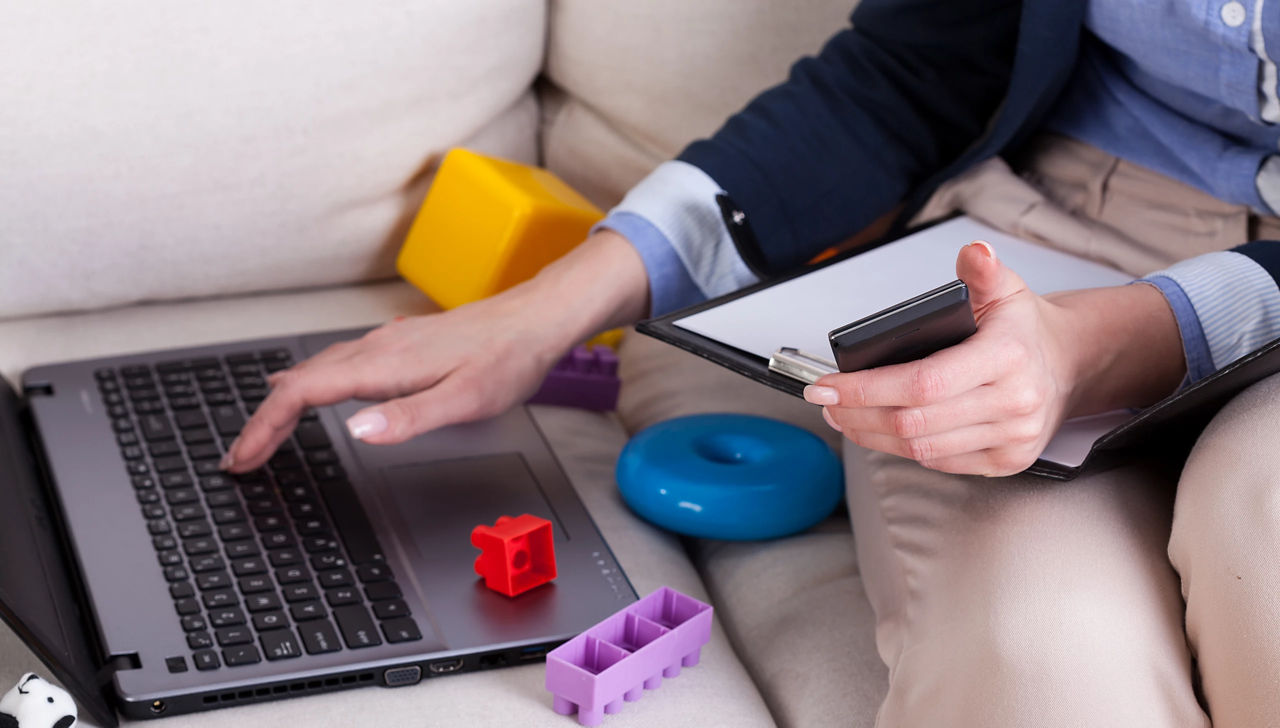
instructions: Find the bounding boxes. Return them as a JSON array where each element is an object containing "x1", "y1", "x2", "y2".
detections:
[{"x1": 956, "y1": 240, "x2": 1017, "y2": 311}]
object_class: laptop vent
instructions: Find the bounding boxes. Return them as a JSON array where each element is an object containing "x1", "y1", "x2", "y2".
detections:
[{"x1": 199, "y1": 672, "x2": 375, "y2": 706}]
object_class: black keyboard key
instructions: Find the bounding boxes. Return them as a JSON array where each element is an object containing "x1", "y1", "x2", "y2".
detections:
[
  {"x1": 269, "y1": 451, "x2": 303, "y2": 470},
  {"x1": 296, "y1": 517, "x2": 330, "y2": 536},
  {"x1": 247, "y1": 498, "x2": 282, "y2": 516},
  {"x1": 204, "y1": 391, "x2": 236, "y2": 406},
  {"x1": 126, "y1": 461, "x2": 149, "y2": 476},
  {"x1": 190, "y1": 555, "x2": 226, "y2": 573},
  {"x1": 156, "y1": 359, "x2": 192, "y2": 373},
  {"x1": 261, "y1": 630, "x2": 303, "y2": 661},
  {"x1": 306, "y1": 449, "x2": 338, "y2": 466},
  {"x1": 222, "y1": 645, "x2": 262, "y2": 667},
  {"x1": 239, "y1": 387, "x2": 268, "y2": 402},
  {"x1": 219, "y1": 524, "x2": 252, "y2": 541},
  {"x1": 294, "y1": 421, "x2": 332, "y2": 450},
  {"x1": 283, "y1": 584, "x2": 319, "y2": 603},
  {"x1": 303, "y1": 536, "x2": 338, "y2": 554},
  {"x1": 188, "y1": 632, "x2": 213, "y2": 650},
  {"x1": 209, "y1": 607, "x2": 247, "y2": 627},
  {"x1": 211, "y1": 405, "x2": 245, "y2": 436},
  {"x1": 175, "y1": 598, "x2": 200, "y2": 616},
  {"x1": 158, "y1": 550, "x2": 182, "y2": 567},
  {"x1": 325, "y1": 587, "x2": 360, "y2": 607},
  {"x1": 238, "y1": 575, "x2": 272, "y2": 594},
  {"x1": 149, "y1": 439, "x2": 182, "y2": 457},
  {"x1": 212, "y1": 507, "x2": 246, "y2": 525},
  {"x1": 166, "y1": 488, "x2": 199, "y2": 505},
  {"x1": 232, "y1": 558, "x2": 267, "y2": 576},
  {"x1": 290, "y1": 601, "x2": 326, "y2": 621},
  {"x1": 183, "y1": 538, "x2": 218, "y2": 556},
  {"x1": 200, "y1": 475, "x2": 233, "y2": 492},
  {"x1": 206, "y1": 491, "x2": 238, "y2": 507},
  {"x1": 202, "y1": 590, "x2": 239, "y2": 609},
  {"x1": 181, "y1": 614, "x2": 208, "y2": 632},
  {"x1": 334, "y1": 605, "x2": 382, "y2": 649},
  {"x1": 187, "y1": 443, "x2": 221, "y2": 460},
  {"x1": 357, "y1": 564, "x2": 391, "y2": 583},
  {"x1": 136, "y1": 490, "x2": 161, "y2": 505},
  {"x1": 149, "y1": 520, "x2": 172, "y2": 536},
  {"x1": 289, "y1": 501, "x2": 320, "y2": 519},
  {"x1": 121, "y1": 444, "x2": 144, "y2": 460},
  {"x1": 226, "y1": 352, "x2": 259, "y2": 365},
  {"x1": 177, "y1": 521, "x2": 212, "y2": 539},
  {"x1": 193, "y1": 460, "x2": 223, "y2": 476},
  {"x1": 142, "y1": 504, "x2": 167, "y2": 521},
  {"x1": 268, "y1": 549, "x2": 301, "y2": 568},
  {"x1": 175, "y1": 410, "x2": 208, "y2": 430},
  {"x1": 262, "y1": 532, "x2": 296, "y2": 550},
  {"x1": 299, "y1": 620, "x2": 341, "y2": 655},
  {"x1": 193, "y1": 650, "x2": 220, "y2": 671},
  {"x1": 164, "y1": 565, "x2": 188, "y2": 582},
  {"x1": 164, "y1": 656, "x2": 187, "y2": 674},
  {"x1": 197, "y1": 572, "x2": 233, "y2": 591},
  {"x1": 277, "y1": 472, "x2": 310, "y2": 491},
  {"x1": 254, "y1": 516, "x2": 286, "y2": 532},
  {"x1": 164, "y1": 383, "x2": 196, "y2": 398},
  {"x1": 318, "y1": 570, "x2": 352, "y2": 588},
  {"x1": 139, "y1": 414, "x2": 174, "y2": 441},
  {"x1": 253, "y1": 610, "x2": 289, "y2": 631},
  {"x1": 153, "y1": 535, "x2": 177, "y2": 551},
  {"x1": 311, "y1": 464, "x2": 347, "y2": 482},
  {"x1": 171, "y1": 505, "x2": 205, "y2": 522},
  {"x1": 381, "y1": 618, "x2": 422, "y2": 644},
  {"x1": 373, "y1": 600, "x2": 410, "y2": 620},
  {"x1": 364, "y1": 582, "x2": 402, "y2": 602},
  {"x1": 245, "y1": 593, "x2": 282, "y2": 613},
  {"x1": 95, "y1": 367, "x2": 118, "y2": 381},
  {"x1": 153, "y1": 456, "x2": 187, "y2": 473},
  {"x1": 160, "y1": 472, "x2": 194, "y2": 489},
  {"x1": 225, "y1": 541, "x2": 259, "y2": 559},
  {"x1": 216, "y1": 627, "x2": 253, "y2": 646},
  {"x1": 311, "y1": 554, "x2": 346, "y2": 571},
  {"x1": 275, "y1": 566, "x2": 311, "y2": 585},
  {"x1": 200, "y1": 379, "x2": 230, "y2": 393},
  {"x1": 169, "y1": 581, "x2": 194, "y2": 599},
  {"x1": 134, "y1": 399, "x2": 166, "y2": 416},
  {"x1": 117, "y1": 430, "x2": 139, "y2": 446},
  {"x1": 170, "y1": 396, "x2": 201, "y2": 410},
  {"x1": 182, "y1": 428, "x2": 214, "y2": 445},
  {"x1": 315, "y1": 479, "x2": 384, "y2": 564}
]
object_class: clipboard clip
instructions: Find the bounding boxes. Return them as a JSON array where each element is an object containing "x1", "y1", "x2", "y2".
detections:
[{"x1": 767, "y1": 347, "x2": 838, "y2": 385}]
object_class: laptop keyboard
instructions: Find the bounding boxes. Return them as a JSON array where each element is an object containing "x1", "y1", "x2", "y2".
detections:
[{"x1": 95, "y1": 349, "x2": 422, "y2": 674}]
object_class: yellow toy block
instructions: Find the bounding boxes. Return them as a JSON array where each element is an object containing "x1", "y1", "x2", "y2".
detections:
[{"x1": 397, "y1": 148, "x2": 603, "y2": 310}]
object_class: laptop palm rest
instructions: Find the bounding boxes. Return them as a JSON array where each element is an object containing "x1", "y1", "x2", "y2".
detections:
[{"x1": 373, "y1": 454, "x2": 575, "y2": 646}]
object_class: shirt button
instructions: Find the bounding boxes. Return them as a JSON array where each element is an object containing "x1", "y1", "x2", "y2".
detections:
[{"x1": 1221, "y1": 1, "x2": 1246, "y2": 27}]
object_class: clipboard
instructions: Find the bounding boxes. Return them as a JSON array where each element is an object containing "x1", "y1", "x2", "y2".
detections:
[{"x1": 636, "y1": 216, "x2": 1280, "y2": 480}]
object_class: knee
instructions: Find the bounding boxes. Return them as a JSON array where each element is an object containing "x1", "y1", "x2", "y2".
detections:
[{"x1": 1170, "y1": 374, "x2": 1280, "y2": 567}]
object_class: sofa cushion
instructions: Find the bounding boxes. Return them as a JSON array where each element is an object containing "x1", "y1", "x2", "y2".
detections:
[
  {"x1": 616, "y1": 332, "x2": 889, "y2": 727},
  {"x1": 542, "y1": 0, "x2": 858, "y2": 207},
  {"x1": 0, "y1": 2, "x2": 542, "y2": 320},
  {"x1": 0, "y1": 284, "x2": 775, "y2": 726}
]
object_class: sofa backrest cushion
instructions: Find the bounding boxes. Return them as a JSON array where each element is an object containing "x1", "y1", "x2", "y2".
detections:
[
  {"x1": 542, "y1": 0, "x2": 858, "y2": 209},
  {"x1": 0, "y1": 1, "x2": 543, "y2": 319}
]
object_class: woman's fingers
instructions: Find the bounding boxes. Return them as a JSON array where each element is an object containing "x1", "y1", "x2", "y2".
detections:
[{"x1": 831, "y1": 415, "x2": 1047, "y2": 466}]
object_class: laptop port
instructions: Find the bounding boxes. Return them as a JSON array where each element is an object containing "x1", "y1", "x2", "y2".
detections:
[
  {"x1": 427, "y1": 658, "x2": 464, "y2": 675},
  {"x1": 383, "y1": 666, "x2": 423, "y2": 687},
  {"x1": 149, "y1": 700, "x2": 167, "y2": 715},
  {"x1": 519, "y1": 644, "x2": 551, "y2": 661}
]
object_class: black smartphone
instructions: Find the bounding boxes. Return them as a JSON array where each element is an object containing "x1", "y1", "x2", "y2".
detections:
[{"x1": 827, "y1": 279, "x2": 977, "y2": 372}]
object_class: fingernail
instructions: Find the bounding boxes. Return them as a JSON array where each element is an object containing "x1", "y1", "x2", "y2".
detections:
[
  {"x1": 969, "y1": 240, "x2": 996, "y2": 260},
  {"x1": 822, "y1": 407, "x2": 843, "y2": 432},
  {"x1": 803, "y1": 385, "x2": 840, "y2": 406},
  {"x1": 346, "y1": 411, "x2": 388, "y2": 440},
  {"x1": 219, "y1": 445, "x2": 237, "y2": 471}
]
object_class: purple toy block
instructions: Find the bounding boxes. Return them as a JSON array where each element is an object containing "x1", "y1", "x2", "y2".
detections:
[
  {"x1": 545, "y1": 587, "x2": 713, "y2": 726},
  {"x1": 527, "y1": 344, "x2": 621, "y2": 411}
]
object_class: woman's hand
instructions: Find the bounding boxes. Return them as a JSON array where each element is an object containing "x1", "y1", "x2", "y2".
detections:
[
  {"x1": 222, "y1": 229, "x2": 649, "y2": 473},
  {"x1": 805, "y1": 241, "x2": 1185, "y2": 476}
]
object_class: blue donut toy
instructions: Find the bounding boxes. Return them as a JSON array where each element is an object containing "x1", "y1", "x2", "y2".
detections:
[{"x1": 616, "y1": 413, "x2": 843, "y2": 540}]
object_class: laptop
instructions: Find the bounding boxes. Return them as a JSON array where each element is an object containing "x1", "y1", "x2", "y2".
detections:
[{"x1": 0, "y1": 327, "x2": 636, "y2": 726}]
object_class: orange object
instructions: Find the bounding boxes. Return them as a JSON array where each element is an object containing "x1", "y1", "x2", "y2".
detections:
[
  {"x1": 397, "y1": 148, "x2": 603, "y2": 310},
  {"x1": 471, "y1": 514, "x2": 558, "y2": 597}
]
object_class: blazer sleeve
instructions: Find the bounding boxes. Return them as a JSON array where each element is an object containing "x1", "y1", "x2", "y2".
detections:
[{"x1": 678, "y1": 0, "x2": 1021, "y2": 276}]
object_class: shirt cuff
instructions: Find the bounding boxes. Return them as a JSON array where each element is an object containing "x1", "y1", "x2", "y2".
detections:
[
  {"x1": 599, "y1": 160, "x2": 758, "y2": 317},
  {"x1": 1141, "y1": 250, "x2": 1280, "y2": 381},
  {"x1": 1137, "y1": 276, "x2": 1213, "y2": 384},
  {"x1": 595, "y1": 211, "x2": 704, "y2": 317}
]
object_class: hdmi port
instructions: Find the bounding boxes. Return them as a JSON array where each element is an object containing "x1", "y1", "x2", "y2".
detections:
[{"x1": 427, "y1": 658, "x2": 464, "y2": 674}]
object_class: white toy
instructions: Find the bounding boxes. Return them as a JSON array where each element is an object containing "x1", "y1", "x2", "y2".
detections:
[{"x1": 0, "y1": 674, "x2": 76, "y2": 728}]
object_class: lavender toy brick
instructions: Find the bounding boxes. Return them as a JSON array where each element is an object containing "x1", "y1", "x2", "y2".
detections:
[
  {"x1": 527, "y1": 344, "x2": 621, "y2": 411},
  {"x1": 545, "y1": 587, "x2": 713, "y2": 726}
]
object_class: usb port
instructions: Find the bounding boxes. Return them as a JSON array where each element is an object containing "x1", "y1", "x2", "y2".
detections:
[
  {"x1": 427, "y1": 658, "x2": 464, "y2": 674},
  {"x1": 519, "y1": 645, "x2": 551, "y2": 661}
]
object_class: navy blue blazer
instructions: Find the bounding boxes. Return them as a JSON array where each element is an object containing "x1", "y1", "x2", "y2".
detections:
[{"x1": 679, "y1": 0, "x2": 1084, "y2": 276}]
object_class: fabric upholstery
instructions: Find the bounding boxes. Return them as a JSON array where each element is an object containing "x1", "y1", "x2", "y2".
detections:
[
  {"x1": 0, "y1": 1, "x2": 542, "y2": 319},
  {"x1": 542, "y1": 0, "x2": 856, "y2": 209}
]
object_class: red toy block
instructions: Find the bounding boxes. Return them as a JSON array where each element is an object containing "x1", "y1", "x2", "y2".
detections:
[{"x1": 471, "y1": 514, "x2": 558, "y2": 597}]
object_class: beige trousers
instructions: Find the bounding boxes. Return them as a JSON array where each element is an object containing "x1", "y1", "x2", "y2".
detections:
[{"x1": 849, "y1": 135, "x2": 1280, "y2": 728}]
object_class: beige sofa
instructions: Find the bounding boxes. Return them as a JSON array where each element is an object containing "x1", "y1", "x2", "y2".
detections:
[{"x1": 0, "y1": 2, "x2": 889, "y2": 725}]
